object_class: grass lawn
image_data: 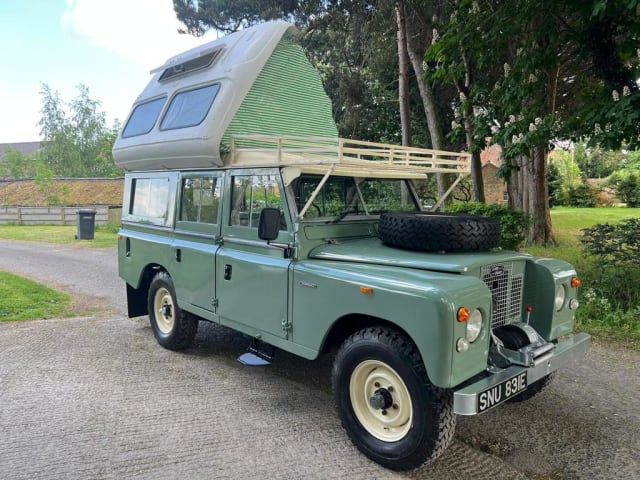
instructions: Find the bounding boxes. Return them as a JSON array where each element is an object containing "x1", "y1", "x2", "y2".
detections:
[
  {"x1": 0, "y1": 210, "x2": 637, "y2": 346},
  {"x1": 0, "y1": 271, "x2": 70, "y2": 321},
  {"x1": 526, "y1": 207, "x2": 640, "y2": 272},
  {"x1": 0, "y1": 224, "x2": 118, "y2": 248},
  {"x1": 528, "y1": 207, "x2": 640, "y2": 349}
]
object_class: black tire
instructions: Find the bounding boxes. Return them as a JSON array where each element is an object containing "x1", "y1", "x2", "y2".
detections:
[
  {"x1": 379, "y1": 212, "x2": 500, "y2": 252},
  {"x1": 332, "y1": 327, "x2": 455, "y2": 470},
  {"x1": 507, "y1": 373, "x2": 555, "y2": 403},
  {"x1": 148, "y1": 271, "x2": 198, "y2": 350}
]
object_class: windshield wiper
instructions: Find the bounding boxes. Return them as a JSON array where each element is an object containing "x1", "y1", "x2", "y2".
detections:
[{"x1": 328, "y1": 207, "x2": 356, "y2": 224}]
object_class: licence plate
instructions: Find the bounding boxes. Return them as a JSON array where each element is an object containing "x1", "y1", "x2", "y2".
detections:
[{"x1": 477, "y1": 372, "x2": 527, "y2": 413}]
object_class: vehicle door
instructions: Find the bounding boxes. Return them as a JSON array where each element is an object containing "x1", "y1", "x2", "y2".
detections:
[
  {"x1": 216, "y1": 169, "x2": 293, "y2": 339},
  {"x1": 171, "y1": 172, "x2": 223, "y2": 321}
]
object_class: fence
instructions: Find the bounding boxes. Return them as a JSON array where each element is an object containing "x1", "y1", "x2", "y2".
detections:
[{"x1": 0, "y1": 206, "x2": 122, "y2": 226}]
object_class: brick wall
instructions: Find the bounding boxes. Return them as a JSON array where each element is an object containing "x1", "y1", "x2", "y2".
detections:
[{"x1": 483, "y1": 164, "x2": 507, "y2": 204}]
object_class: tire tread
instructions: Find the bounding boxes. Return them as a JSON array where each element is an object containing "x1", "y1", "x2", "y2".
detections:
[
  {"x1": 333, "y1": 327, "x2": 455, "y2": 470},
  {"x1": 148, "y1": 271, "x2": 198, "y2": 351}
]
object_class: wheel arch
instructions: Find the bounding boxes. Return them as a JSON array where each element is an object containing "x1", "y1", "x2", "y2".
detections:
[
  {"x1": 125, "y1": 263, "x2": 168, "y2": 318},
  {"x1": 321, "y1": 314, "x2": 425, "y2": 366}
]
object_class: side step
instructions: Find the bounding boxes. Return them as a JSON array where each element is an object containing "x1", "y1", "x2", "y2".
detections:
[{"x1": 238, "y1": 338, "x2": 275, "y2": 366}]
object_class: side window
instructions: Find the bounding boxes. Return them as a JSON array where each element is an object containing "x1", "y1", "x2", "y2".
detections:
[
  {"x1": 180, "y1": 176, "x2": 220, "y2": 224},
  {"x1": 129, "y1": 177, "x2": 171, "y2": 225},
  {"x1": 229, "y1": 175, "x2": 284, "y2": 229},
  {"x1": 121, "y1": 97, "x2": 166, "y2": 138},
  {"x1": 160, "y1": 84, "x2": 220, "y2": 130}
]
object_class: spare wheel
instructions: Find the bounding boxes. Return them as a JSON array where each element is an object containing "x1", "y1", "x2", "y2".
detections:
[{"x1": 379, "y1": 212, "x2": 500, "y2": 252}]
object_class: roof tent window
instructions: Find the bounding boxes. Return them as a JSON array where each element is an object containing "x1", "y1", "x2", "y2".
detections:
[
  {"x1": 158, "y1": 49, "x2": 223, "y2": 82},
  {"x1": 160, "y1": 84, "x2": 220, "y2": 131},
  {"x1": 121, "y1": 97, "x2": 166, "y2": 138}
]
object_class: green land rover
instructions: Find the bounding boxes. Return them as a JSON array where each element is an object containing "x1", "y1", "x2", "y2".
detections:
[{"x1": 113, "y1": 21, "x2": 590, "y2": 470}]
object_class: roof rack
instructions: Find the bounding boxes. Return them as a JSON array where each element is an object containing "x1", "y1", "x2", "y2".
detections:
[
  {"x1": 227, "y1": 135, "x2": 471, "y2": 213},
  {"x1": 227, "y1": 135, "x2": 471, "y2": 175}
]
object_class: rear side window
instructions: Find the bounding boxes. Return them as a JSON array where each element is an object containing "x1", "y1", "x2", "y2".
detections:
[
  {"x1": 121, "y1": 97, "x2": 166, "y2": 138},
  {"x1": 160, "y1": 84, "x2": 220, "y2": 131},
  {"x1": 180, "y1": 176, "x2": 221, "y2": 224},
  {"x1": 130, "y1": 177, "x2": 171, "y2": 225}
]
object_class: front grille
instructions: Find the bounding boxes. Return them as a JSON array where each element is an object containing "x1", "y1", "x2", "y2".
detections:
[{"x1": 480, "y1": 262, "x2": 523, "y2": 329}]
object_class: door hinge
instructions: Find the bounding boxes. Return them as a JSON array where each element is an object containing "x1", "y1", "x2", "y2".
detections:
[
  {"x1": 212, "y1": 298, "x2": 219, "y2": 311},
  {"x1": 281, "y1": 317, "x2": 292, "y2": 332}
]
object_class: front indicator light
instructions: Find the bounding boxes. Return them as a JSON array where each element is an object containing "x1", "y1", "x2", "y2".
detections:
[
  {"x1": 571, "y1": 276, "x2": 581, "y2": 288},
  {"x1": 555, "y1": 285, "x2": 566, "y2": 311},
  {"x1": 457, "y1": 307, "x2": 470, "y2": 322},
  {"x1": 466, "y1": 309, "x2": 482, "y2": 342},
  {"x1": 456, "y1": 338, "x2": 469, "y2": 352}
]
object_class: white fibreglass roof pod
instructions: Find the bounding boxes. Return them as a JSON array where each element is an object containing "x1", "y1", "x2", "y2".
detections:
[{"x1": 112, "y1": 21, "x2": 337, "y2": 171}]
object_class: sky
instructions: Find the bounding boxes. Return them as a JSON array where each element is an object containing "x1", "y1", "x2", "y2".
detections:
[{"x1": 0, "y1": 0, "x2": 218, "y2": 143}]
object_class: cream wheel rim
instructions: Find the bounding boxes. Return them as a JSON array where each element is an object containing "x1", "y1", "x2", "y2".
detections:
[
  {"x1": 349, "y1": 360, "x2": 413, "y2": 442},
  {"x1": 154, "y1": 287, "x2": 175, "y2": 334}
]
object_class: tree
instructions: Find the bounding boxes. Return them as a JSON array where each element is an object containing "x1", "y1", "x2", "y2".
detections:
[
  {"x1": 38, "y1": 83, "x2": 121, "y2": 178},
  {"x1": 173, "y1": 0, "x2": 315, "y2": 34},
  {"x1": 574, "y1": 143, "x2": 624, "y2": 179},
  {"x1": 426, "y1": 0, "x2": 640, "y2": 244},
  {"x1": 0, "y1": 147, "x2": 40, "y2": 179},
  {"x1": 174, "y1": 1, "x2": 466, "y2": 207}
]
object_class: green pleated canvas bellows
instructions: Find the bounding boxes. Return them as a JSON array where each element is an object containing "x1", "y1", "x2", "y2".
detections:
[{"x1": 222, "y1": 39, "x2": 338, "y2": 151}]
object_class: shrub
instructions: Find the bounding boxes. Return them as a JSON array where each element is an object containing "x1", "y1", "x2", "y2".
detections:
[
  {"x1": 445, "y1": 201, "x2": 530, "y2": 250},
  {"x1": 567, "y1": 182, "x2": 597, "y2": 207},
  {"x1": 580, "y1": 218, "x2": 640, "y2": 309},
  {"x1": 607, "y1": 171, "x2": 640, "y2": 207}
]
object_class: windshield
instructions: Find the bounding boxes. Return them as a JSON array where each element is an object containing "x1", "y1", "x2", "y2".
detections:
[{"x1": 290, "y1": 174, "x2": 420, "y2": 220}]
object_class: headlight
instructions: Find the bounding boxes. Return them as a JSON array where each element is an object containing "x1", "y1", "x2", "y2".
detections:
[
  {"x1": 555, "y1": 285, "x2": 566, "y2": 311},
  {"x1": 466, "y1": 308, "x2": 483, "y2": 342}
]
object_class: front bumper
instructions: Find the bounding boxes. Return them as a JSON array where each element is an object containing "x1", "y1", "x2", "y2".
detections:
[{"x1": 453, "y1": 332, "x2": 591, "y2": 415}]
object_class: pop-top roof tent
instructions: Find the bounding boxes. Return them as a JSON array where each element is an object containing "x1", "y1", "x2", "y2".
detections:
[
  {"x1": 113, "y1": 21, "x2": 471, "y2": 208},
  {"x1": 113, "y1": 21, "x2": 338, "y2": 171}
]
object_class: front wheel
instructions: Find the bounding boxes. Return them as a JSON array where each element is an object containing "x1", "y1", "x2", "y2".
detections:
[
  {"x1": 148, "y1": 271, "x2": 198, "y2": 350},
  {"x1": 332, "y1": 327, "x2": 455, "y2": 470}
]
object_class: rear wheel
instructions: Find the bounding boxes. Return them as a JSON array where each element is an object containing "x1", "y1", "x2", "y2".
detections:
[
  {"x1": 332, "y1": 327, "x2": 455, "y2": 470},
  {"x1": 148, "y1": 271, "x2": 198, "y2": 350}
]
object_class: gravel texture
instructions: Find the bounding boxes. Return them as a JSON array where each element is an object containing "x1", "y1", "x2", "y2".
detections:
[{"x1": 0, "y1": 239, "x2": 638, "y2": 479}]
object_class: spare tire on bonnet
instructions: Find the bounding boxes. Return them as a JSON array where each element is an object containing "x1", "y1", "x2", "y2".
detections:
[{"x1": 379, "y1": 212, "x2": 501, "y2": 252}]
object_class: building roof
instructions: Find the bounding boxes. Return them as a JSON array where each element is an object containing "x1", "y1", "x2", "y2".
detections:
[
  {"x1": 0, "y1": 141, "x2": 42, "y2": 160},
  {"x1": 480, "y1": 143, "x2": 502, "y2": 167},
  {"x1": 0, "y1": 178, "x2": 123, "y2": 206}
]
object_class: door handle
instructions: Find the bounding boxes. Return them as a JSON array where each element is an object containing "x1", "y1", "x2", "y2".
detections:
[
  {"x1": 175, "y1": 248, "x2": 181, "y2": 262},
  {"x1": 224, "y1": 264, "x2": 232, "y2": 280}
]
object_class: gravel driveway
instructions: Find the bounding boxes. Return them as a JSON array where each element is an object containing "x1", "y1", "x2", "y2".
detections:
[{"x1": 0, "y1": 239, "x2": 638, "y2": 479}]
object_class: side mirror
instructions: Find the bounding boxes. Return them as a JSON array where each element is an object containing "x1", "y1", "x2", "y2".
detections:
[{"x1": 258, "y1": 208, "x2": 281, "y2": 242}]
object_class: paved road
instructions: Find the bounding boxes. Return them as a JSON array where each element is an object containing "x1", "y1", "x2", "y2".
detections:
[{"x1": 0, "y1": 239, "x2": 638, "y2": 479}]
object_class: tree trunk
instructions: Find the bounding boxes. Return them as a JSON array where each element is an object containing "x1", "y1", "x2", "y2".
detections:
[
  {"x1": 404, "y1": 19, "x2": 449, "y2": 202},
  {"x1": 470, "y1": 151, "x2": 484, "y2": 202},
  {"x1": 456, "y1": 51, "x2": 485, "y2": 204},
  {"x1": 395, "y1": 5, "x2": 411, "y2": 147},
  {"x1": 527, "y1": 145, "x2": 553, "y2": 244},
  {"x1": 507, "y1": 156, "x2": 524, "y2": 212},
  {"x1": 507, "y1": 148, "x2": 553, "y2": 245},
  {"x1": 395, "y1": 4, "x2": 411, "y2": 206},
  {"x1": 462, "y1": 110, "x2": 485, "y2": 203}
]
